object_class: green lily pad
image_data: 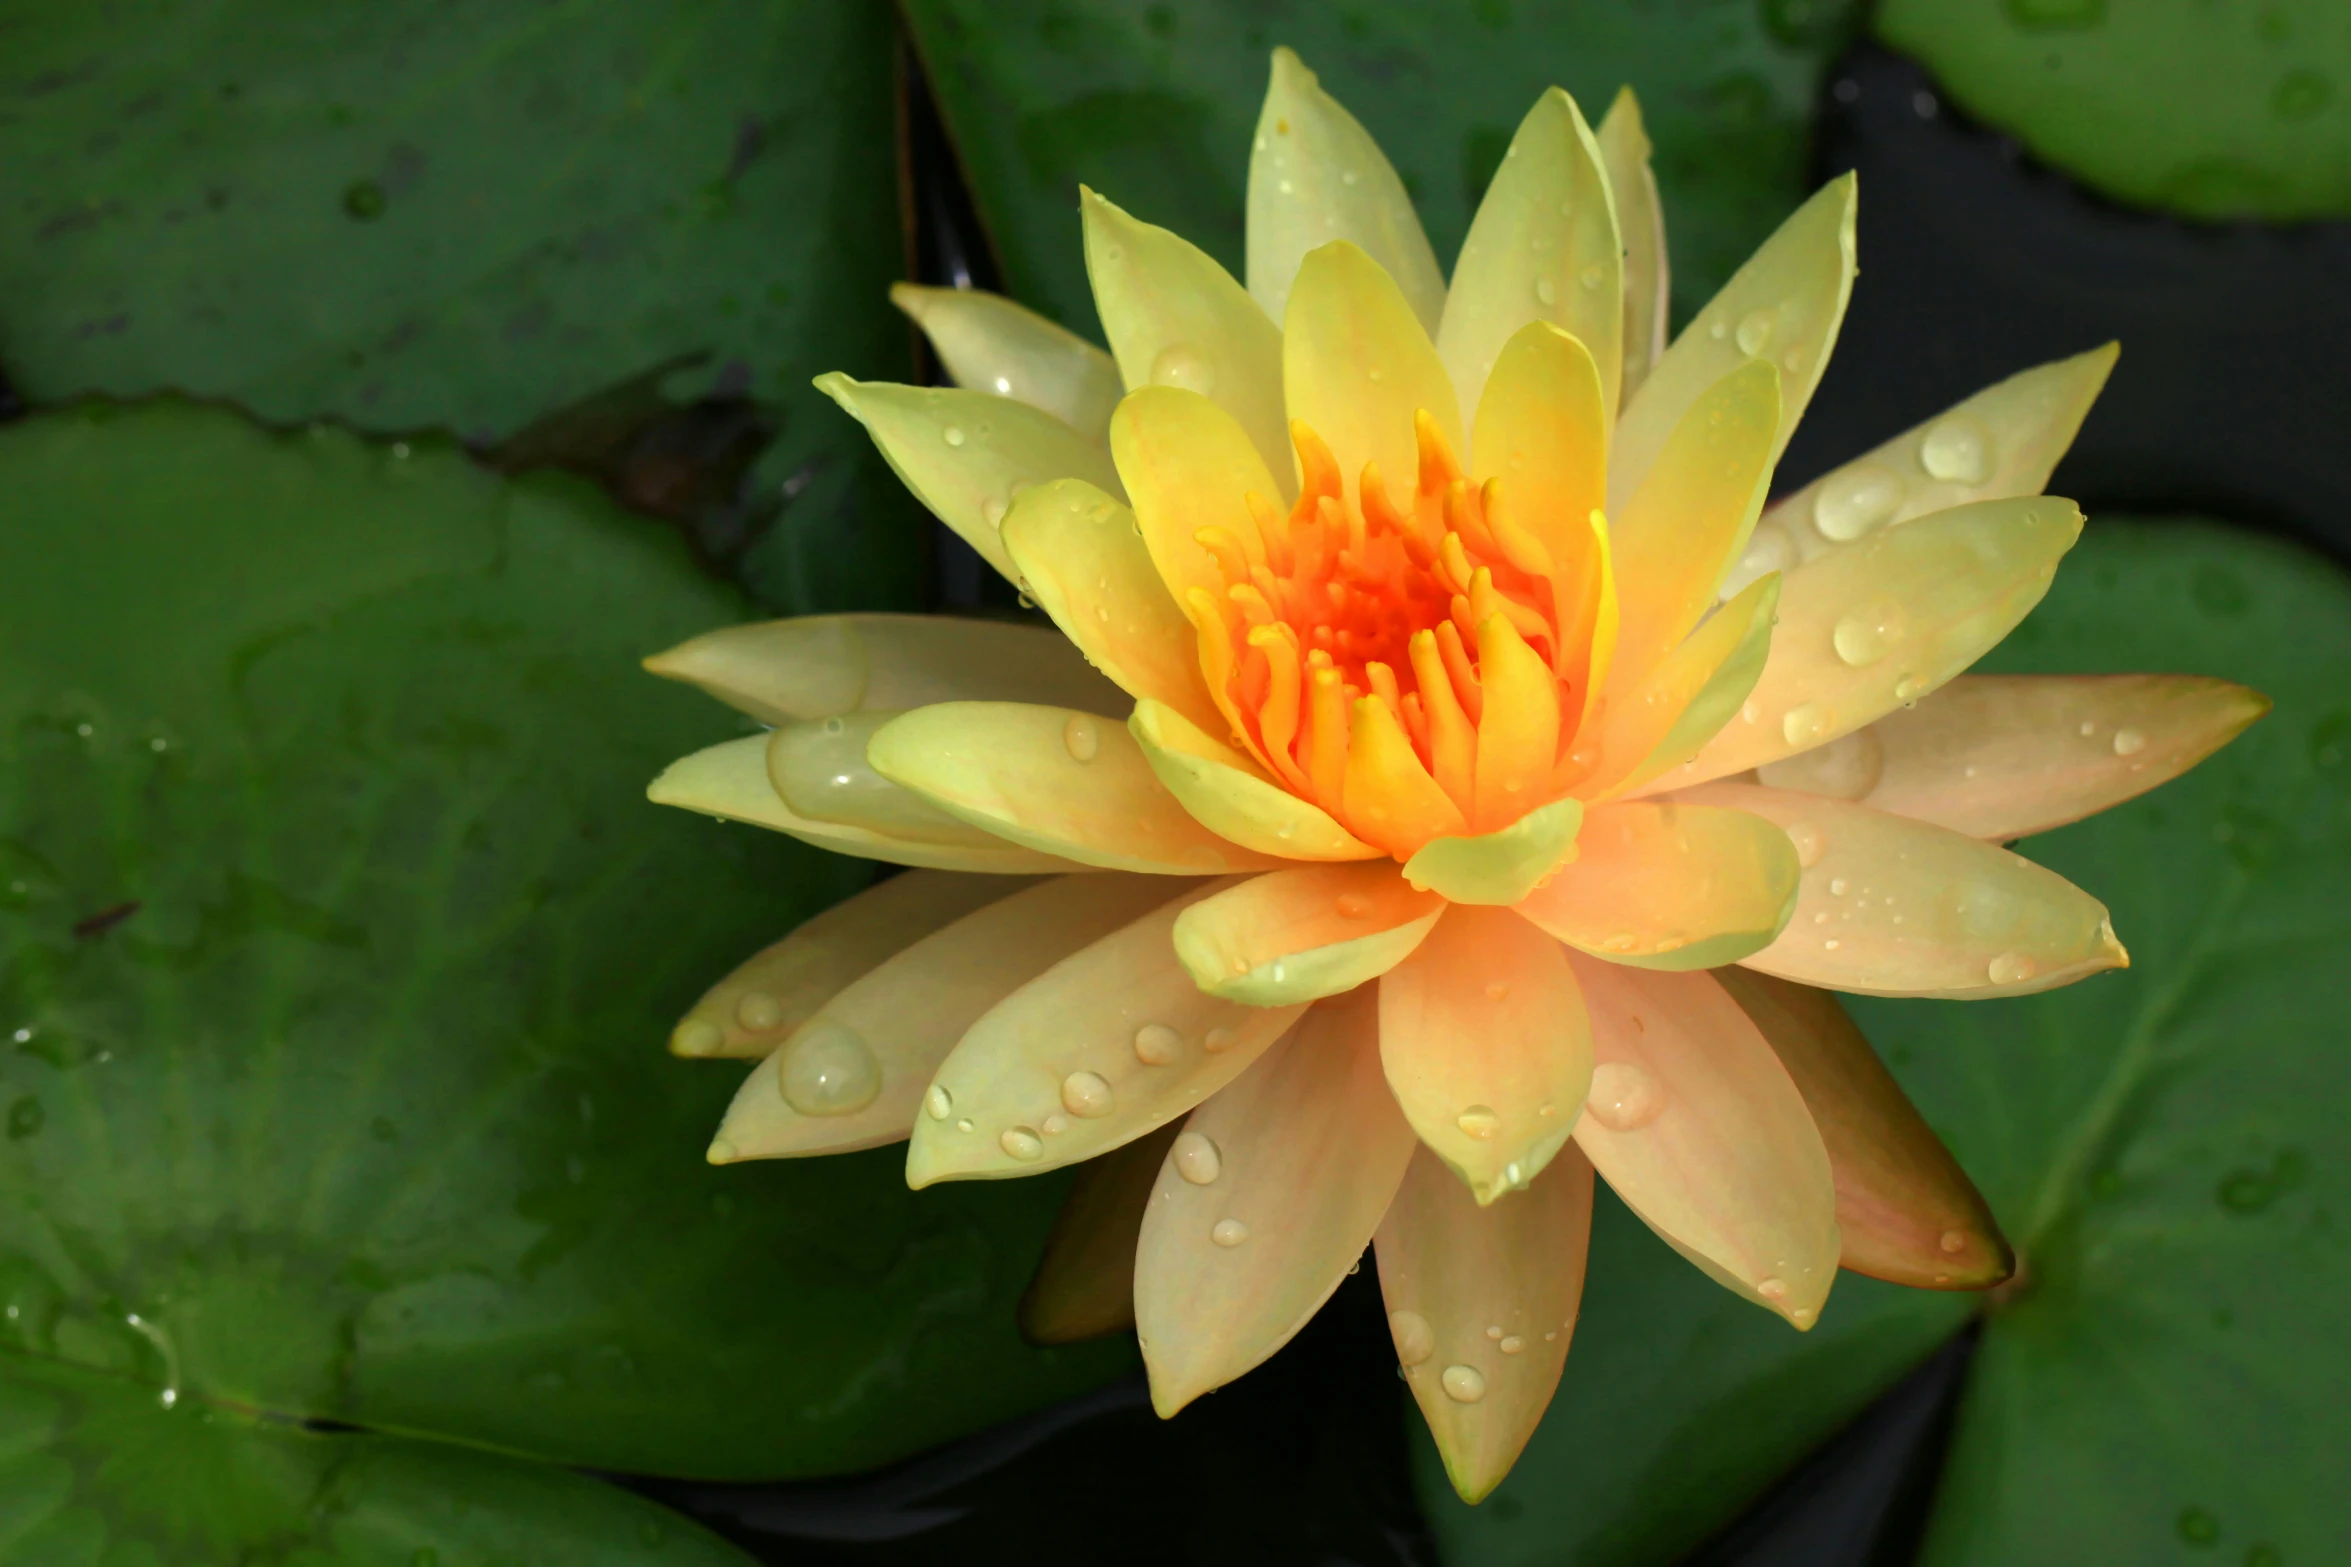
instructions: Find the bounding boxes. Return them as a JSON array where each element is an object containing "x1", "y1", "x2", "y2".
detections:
[
  {"x1": 902, "y1": 0, "x2": 1862, "y2": 338},
  {"x1": 1877, "y1": 0, "x2": 2351, "y2": 221},
  {"x1": 0, "y1": 1351, "x2": 755, "y2": 1565},
  {"x1": 0, "y1": 400, "x2": 1130, "y2": 1506},
  {"x1": 1422, "y1": 519, "x2": 2349, "y2": 1564}
]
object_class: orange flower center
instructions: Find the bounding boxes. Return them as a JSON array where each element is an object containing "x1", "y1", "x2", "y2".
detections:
[{"x1": 1184, "y1": 411, "x2": 1613, "y2": 856}]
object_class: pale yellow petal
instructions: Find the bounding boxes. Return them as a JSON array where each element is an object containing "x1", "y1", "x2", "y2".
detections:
[
  {"x1": 868, "y1": 702, "x2": 1280, "y2": 875},
  {"x1": 1682, "y1": 782, "x2": 2128, "y2": 997},
  {"x1": 907, "y1": 880, "x2": 1309, "y2": 1186},
  {"x1": 1018, "y1": 1120, "x2": 1184, "y2": 1345},
  {"x1": 1713, "y1": 969, "x2": 2012, "y2": 1290},
  {"x1": 1082, "y1": 188, "x2": 1290, "y2": 485},
  {"x1": 767, "y1": 712, "x2": 1000, "y2": 847},
  {"x1": 1741, "y1": 344, "x2": 2119, "y2": 589},
  {"x1": 1376, "y1": 1141, "x2": 1594, "y2": 1504},
  {"x1": 1437, "y1": 87, "x2": 1622, "y2": 429},
  {"x1": 890, "y1": 282, "x2": 1122, "y2": 440},
  {"x1": 1247, "y1": 48, "x2": 1446, "y2": 335},
  {"x1": 1606, "y1": 358, "x2": 1781, "y2": 693},
  {"x1": 1129, "y1": 699, "x2": 1383, "y2": 862},
  {"x1": 643, "y1": 612, "x2": 1127, "y2": 725},
  {"x1": 1401, "y1": 798, "x2": 1584, "y2": 907},
  {"x1": 1172, "y1": 862, "x2": 1445, "y2": 1005},
  {"x1": 1110, "y1": 385, "x2": 1282, "y2": 612},
  {"x1": 1001, "y1": 478, "x2": 1225, "y2": 735},
  {"x1": 1568, "y1": 958, "x2": 1840, "y2": 1326},
  {"x1": 1514, "y1": 801, "x2": 1798, "y2": 971},
  {"x1": 1609, "y1": 174, "x2": 1856, "y2": 515},
  {"x1": 1135, "y1": 988, "x2": 1418, "y2": 1414},
  {"x1": 1284, "y1": 241, "x2": 1462, "y2": 514},
  {"x1": 1849, "y1": 673, "x2": 2270, "y2": 841},
  {"x1": 1579, "y1": 572, "x2": 1779, "y2": 799},
  {"x1": 708, "y1": 874, "x2": 1179, "y2": 1162},
  {"x1": 815, "y1": 373, "x2": 1123, "y2": 582},
  {"x1": 646, "y1": 736, "x2": 1077, "y2": 873},
  {"x1": 670, "y1": 871, "x2": 1033, "y2": 1059},
  {"x1": 1663, "y1": 496, "x2": 2086, "y2": 789},
  {"x1": 1378, "y1": 905, "x2": 1594, "y2": 1204},
  {"x1": 1468, "y1": 322, "x2": 1608, "y2": 584},
  {"x1": 1596, "y1": 88, "x2": 1669, "y2": 403}
]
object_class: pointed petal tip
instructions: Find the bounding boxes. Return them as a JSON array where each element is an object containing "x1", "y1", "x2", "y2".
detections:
[
  {"x1": 705, "y1": 1136, "x2": 739, "y2": 1166},
  {"x1": 669, "y1": 1019, "x2": 726, "y2": 1058}
]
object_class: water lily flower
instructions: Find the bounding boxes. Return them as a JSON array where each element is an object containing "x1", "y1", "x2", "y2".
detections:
[{"x1": 644, "y1": 50, "x2": 2266, "y2": 1500}]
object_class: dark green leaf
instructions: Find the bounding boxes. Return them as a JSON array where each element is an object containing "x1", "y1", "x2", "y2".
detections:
[
  {"x1": 0, "y1": 401, "x2": 1130, "y2": 1497},
  {"x1": 902, "y1": 0, "x2": 1862, "y2": 334},
  {"x1": 1423, "y1": 520, "x2": 2350, "y2": 1565}
]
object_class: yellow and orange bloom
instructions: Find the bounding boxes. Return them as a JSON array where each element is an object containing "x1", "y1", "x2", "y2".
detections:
[{"x1": 645, "y1": 50, "x2": 2266, "y2": 1499}]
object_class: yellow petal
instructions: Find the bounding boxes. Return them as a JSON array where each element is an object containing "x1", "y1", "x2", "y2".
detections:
[
  {"x1": 1017, "y1": 1120, "x2": 1185, "y2": 1345},
  {"x1": 1668, "y1": 496, "x2": 2086, "y2": 788},
  {"x1": 1849, "y1": 673, "x2": 2270, "y2": 841},
  {"x1": 1082, "y1": 188, "x2": 1291, "y2": 486},
  {"x1": 1596, "y1": 88, "x2": 1670, "y2": 403},
  {"x1": 1134, "y1": 988, "x2": 1418, "y2": 1414},
  {"x1": 908, "y1": 880, "x2": 1310, "y2": 1186},
  {"x1": 1471, "y1": 613, "x2": 1560, "y2": 831},
  {"x1": 767, "y1": 712, "x2": 1001, "y2": 847},
  {"x1": 890, "y1": 282, "x2": 1122, "y2": 441},
  {"x1": 643, "y1": 613, "x2": 1126, "y2": 725},
  {"x1": 1283, "y1": 240, "x2": 1462, "y2": 515},
  {"x1": 815, "y1": 374, "x2": 1123, "y2": 583},
  {"x1": 1515, "y1": 801, "x2": 1798, "y2": 970},
  {"x1": 1744, "y1": 344, "x2": 2119, "y2": 587},
  {"x1": 1002, "y1": 478, "x2": 1225, "y2": 735},
  {"x1": 1402, "y1": 797, "x2": 1584, "y2": 907},
  {"x1": 708, "y1": 874, "x2": 1178, "y2": 1162},
  {"x1": 1468, "y1": 323, "x2": 1608, "y2": 590},
  {"x1": 868, "y1": 702, "x2": 1280, "y2": 875},
  {"x1": 1682, "y1": 782, "x2": 2128, "y2": 997},
  {"x1": 1580, "y1": 572, "x2": 1779, "y2": 799},
  {"x1": 1172, "y1": 863, "x2": 1446, "y2": 1005},
  {"x1": 669, "y1": 871, "x2": 1033, "y2": 1059},
  {"x1": 1344, "y1": 693, "x2": 1469, "y2": 858},
  {"x1": 647, "y1": 736, "x2": 1077, "y2": 873},
  {"x1": 1609, "y1": 174, "x2": 1856, "y2": 515},
  {"x1": 1376, "y1": 1141, "x2": 1594, "y2": 1504},
  {"x1": 1713, "y1": 969, "x2": 2013, "y2": 1290},
  {"x1": 1378, "y1": 905, "x2": 1594, "y2": 1204},
  {"x1": 1247, "y1": 48, "x2": 1445, "y2": 335},
  {"x1": 1568, "y1": 958, "x2": 1840, "y2": 1326},
  {"x1": 1606, "y1": 358, "x2": 1781, "y2": 693},
  {"x1": 1129, "y1": 699, "x2": 1383, "y2": 862},
  {"x1": 1110, "y1": 385, "x2": 1283, "y2": 612},
  {"x1": 1437, "y1": 87, "x2": 1621, "y2": 429}
]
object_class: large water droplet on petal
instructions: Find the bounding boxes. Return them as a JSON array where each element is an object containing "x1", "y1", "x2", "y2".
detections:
[
  {"x1": 1173, "y1": 1130, "x2": 1222, "y2": 1185},
  {"x1": 2113, "y1": 726, "x2": 2147, "y2": 757},
  {"x1": 1585, "y1": 1060, "x2": 1667, "y2": 1131},
  {"x1": 1786, "y1": 821, "x2": 1827, "y2": 867},
  {"x1": 778, "y1": 1020, "x2": 882, "y2": 1116},
  {"x1": 1440, "y1": 1364, "x2": 1487, "y2": 1403},
  {"x1": 1133, "y1": 1023, "x2": 1182, "y2": 1065},
  {"x1": 1000, "y1": 1125, "x2": 1045, "y2": 1161},
  {"x1": 1735, "y1": 309, "x2": 1775, "y2": 356},
  {"x1": 1987, "y1": 950, "x2": 2038, "y2": 986},
  {"x1": 1211, "y1": 1217, "x2": 1250, "y2": 1247},
  {"x1": 942, "y1": 425, "x2": 967, "y2": 448},
  {"x1": 1812, "y1": 464, "x2": 1904, "y2": 542},
  {"x1": 1456, "y1": 1105, "x2": 1501, "y2": 1140},
  {"x1": 1920, "y1": 416, "x2": 1994, "y2": 484},
  {"x1": 1389, "y1": 1309, "x2": 1434, "y2": 1365},
  {"x1": 1832, "y1": 598, "x2": 1908, "y2": 667},
  {"x1": 1782, "y1": 702, "x2": 1833, "y2": 748},
  {"x1": 1149, "y1": 344, "x2": 1216, "y2": 396},
  {"x1": 1721, "y1": 520, "x2": 1795, "y2": 596},
  {"x1": 1061, "y1": 1070, "x2": 1114, "y2": 1118},
  {"x1": 1063, "y1": 715, "x2": 1100, "y2": 761},
  {"x1": 735, "y1": 990, "x2": 784, "y2": 1031},
  {"x1": 924, "y1": 1084, "x2": 954, "y2": 1121}
]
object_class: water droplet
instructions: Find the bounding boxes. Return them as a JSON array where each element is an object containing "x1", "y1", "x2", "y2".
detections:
[
  {"x1": 1812, "y1": 464, "x2": 1904, "y2": 541},
  {"x1": 778, "y1": 1020, "x2": 881, "y2": 1116},
  {"x1": 1787, "y1": 822, "x2": 1826, "y2": 867},
  {"x1": 1757, "y1": 1276, "x2": 1789, "y2": 1301},
  {"x1": 1735, "y1": 309, "x2": 1774, "y2": 356},
  {"x1": 1000, "y1": 1125, "x2": 1045, "y2": 1161},
  {"x1": 735, "y1": 990, "x2": 784, "y2": 1031},
  {"x1": 1535, "y1": 276, "x2": 1558, "y2": 306},
  {"x1": 1335, "y1": 891, "x2": 1375, "y2": 918},
  {"x1": 1485, "y1": 1324, "x2": 1503, "y2": 1340},
  {"x1": 1389, "y1": 1309, "x2": 1434, "y2": 1365},
  {"x1": 1456, "y1": 1105, "x2": 1500, "y2": 1140},
  {"x1": 1722, "y1": 521, "x2": 1795, "y2": 596},
  {"x1": 943, "y1": 425, "x2": 967, "y2": 448},
  {"x1": 1758, "y1": 727, "x2": 1884, "y2": 800},
  {"x1": 1211, "y1": 1217, "x2": 1250, "y2": 1247},
  {"x1": 1939, "y1": 1229, "x2": 1967, "y2": 1254},
  {"x1": 956, "y1": 1116, "x2": 974, "y2": 1132},
  {"x1": 1829, "y1": 877, "x2": 1849, "y2": 896},
  {"x1": 1174, "y1": 1131, "x2": 1222, "y2": 1184},
  {"x1": 1709, "y1": 318, "x2": 1728, "y2": 340},
  {"x1": 925, "y1": 1084, "x2": 954, "y2": 1121},
  {"x1": 983, "y1": 497, "x2": 1008, "y2": 526},
  {"x1": 1149, "y1": 344, "x2": 1216, "y2": 396},
  {"x1": 1133, "y1": 1023, "x2": 1182, "y2": 1065},
  {"x1": 2113, "y1": 726, "x2": 2147, "y2": 757},
  {"x1": 1919, "y1": 416, "x2": 1994, "y2": 485},
  {"x1": 1340, "y1": 168, "x2": 1360, "y2": 186},
  {"x1": 1061, "y1": 1069, "x2": 1114, "y2": 1118},
  {"x1": 1987, "y1": 950, "x2": 2038, "y2": 986},
  {"x1": 1586, "y1": 1061, "x2": 1666, "y2": 1131},
  {"x1": 1782, "y1": 702, "x2": 1833, "y2": 747},
  {"x1": 1042, "y1": 1113, "x2": 1068, "y2": 1135},
  {"x1": 1893, "y1": 673, "x2": 1926, "y2": 705},
  {"x1": 1062, "y1": 714, "x2": 1100, "y2": 762},
  {"x1": 1832, "y1": 598, "x2": 1907, "y2": 666},
  {"x1": 1203, "y1": 1025, "x2": 1237, "y2": 1053},
  {"x1": 1440, "y1": 1365, "x2": 1487, "y2": 1403},
  {"x1": 1579, "y1": 262, "x2": 1604, "y2": 290},
  {"x1": 1499, "y1": 1335, "x2": 1525, "y2": 1354}
]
